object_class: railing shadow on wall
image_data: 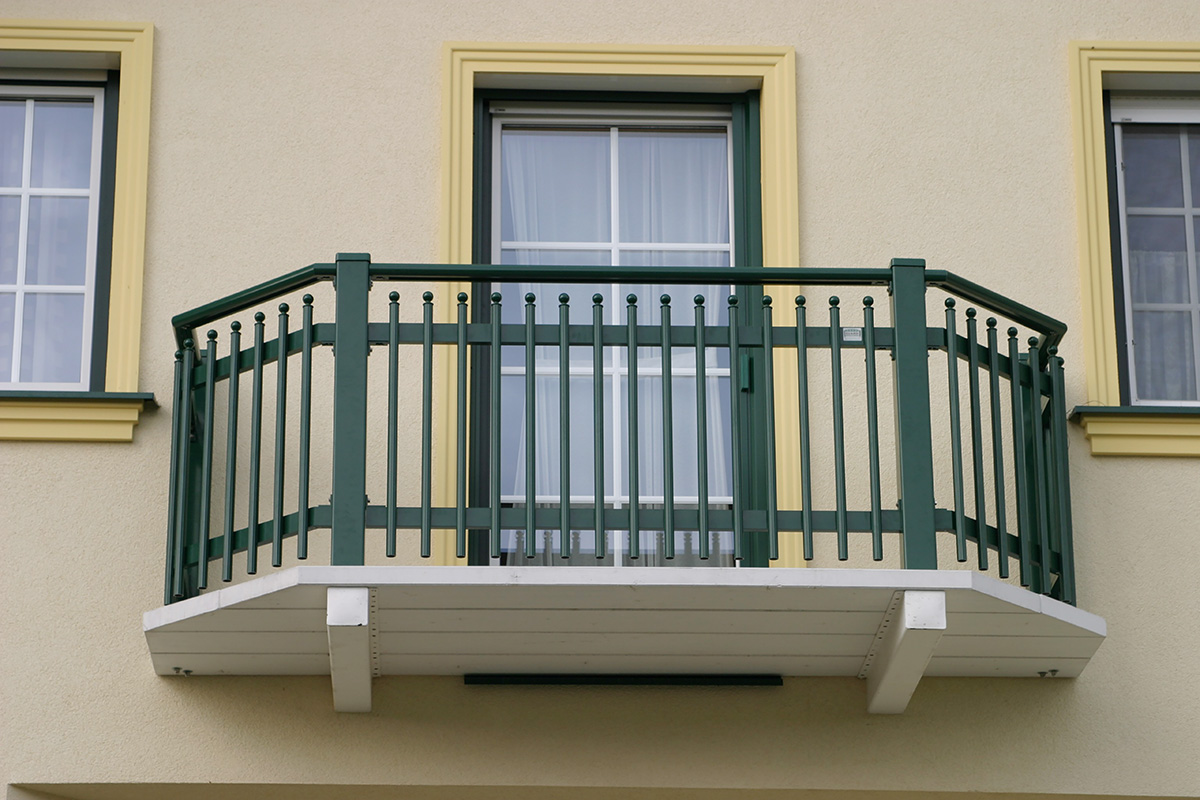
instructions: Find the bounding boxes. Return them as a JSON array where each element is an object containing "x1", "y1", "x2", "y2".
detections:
[{"x1": 164, "y1": 254, "x2": 1075, "y2": 606}]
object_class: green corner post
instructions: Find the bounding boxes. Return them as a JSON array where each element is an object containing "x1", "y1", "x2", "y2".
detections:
[
  {"x1": 889, "y1": 258, "x2": 938, "y2": 570},
  {"x1": 331, "y1": 252, "x2": 370, "y2": 566}
]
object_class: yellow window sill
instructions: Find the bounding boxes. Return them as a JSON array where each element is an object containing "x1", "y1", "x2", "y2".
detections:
[
  {"x1": 0, "y1": 392, "x2": 155, "y2": 442},
  {"x1": 1072, "y1": 406, "x2": 1200, "y2": 457}
]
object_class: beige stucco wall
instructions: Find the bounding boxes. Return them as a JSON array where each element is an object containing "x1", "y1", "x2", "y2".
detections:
[{"x1": 4, "y1": 1, "x2": 1200, "y2": 797}]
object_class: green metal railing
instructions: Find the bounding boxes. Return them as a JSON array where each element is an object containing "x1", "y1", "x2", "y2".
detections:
[{"x1": 165, "y1": 254, "x2": 1076, "y2": 605}]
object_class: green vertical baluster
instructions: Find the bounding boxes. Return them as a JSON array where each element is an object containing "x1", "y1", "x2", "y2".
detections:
[
  {"x1": 197, "y1": 331, "x2": 218, "y2": 590},
  {"x1": 945, "y1": 299, "x2": 966, "y2": 561},
  {"x1": 420, "y1": 292, "x2": 434, "y2": 559},
  {"x1": 222, "y1": 322, "x2": 241, "y2": 581},
  {"x1": 272, "y1": 304, "x2": 289, "y2": 568},
  {"x1": 986, "y1": 319, "x2": 1010, "y2": 578},
  {"x1": 728, "y1": 296, "x2": 744, "y2": 561},
  {"x1": 524, "y1": 292, "x2": 537, "y2": 559},
  {"x1": 863, "y1": 298, "x2": 882, "y2": 561},
  {"x1": 1008, "y1": 328, "x2": 1033, "y2": 586},
  {"x1": 660, "y1": 295, "x2": 676, "y2": 560},
  {"x1": 559, "y1": 293, "x2": 572, "y2": 559},
  {"x1": 386, "y1": 292, "x2": 399, "y2": 558},
  {"x1": 829, "y1": 298, "x2": 848, "y2": 561},
  {"x1": 1027, "y1": 338, "x2": 1052, "y2": 593},
  {"x1": 247, "y1": 314, "x2": 265, "y2": 574},
  {"x1": 173, "y1": 340, "x2": 195, "y2": 597},
  {"x1": 761, "y1": 296, "x2": 779, "y2": 561},
  {"x1": 694, "y1": 296, "x2": 710, "y2": 560},
  {"x1": 592, "y1": 294, "x2": 606, "y2": 558},
  {"x1": 490, "y1": 292, "x2": 502, "y2": 559},
  {"x1": 165, "y1": 349, "x2": 183, "y2": 603},
  {"x1": 627, "y1": 293, "x2": 640, "y2": 560},
  {"x1": 297, "y1": 296, "x2": 313, "y2": 560},
  {"x1": 1048, "y1": 348, "x2": 1076, "y2": 604},
  {"x1": 966, "y1": 309, "x2": 988, "y2": 570},
  {"x1": 457, "y1": 292, "x2": 469, "y2": 560},
  {"x1": 795, "y1": 297, "x2": 813, "y2": 561}
]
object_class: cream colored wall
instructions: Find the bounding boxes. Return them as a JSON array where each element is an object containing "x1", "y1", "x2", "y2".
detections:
[{"x1": 3, "y1": 0, "x2": 1200, "y2": 797}]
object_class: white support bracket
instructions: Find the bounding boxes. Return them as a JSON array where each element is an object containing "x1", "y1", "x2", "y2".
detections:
[
  {"x1": 327, "y1": 586, "x2": 372, "y2": 712},
  {"x1": 864, "y1": 589, "x2": 946, "y2": 714}
]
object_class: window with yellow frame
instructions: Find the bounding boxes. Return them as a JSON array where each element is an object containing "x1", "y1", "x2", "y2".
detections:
[
  {"x1": 0, "y1": 20, "x2": 153, "y2": 442},
  {"x1": 1071, "y1": 42, "x2": 1200, "y2": 456},
  {"x1": 437, "y1": 43, "x2": 803, "y2": 563}
]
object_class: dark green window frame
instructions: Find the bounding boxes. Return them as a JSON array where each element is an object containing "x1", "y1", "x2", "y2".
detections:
[{"x1": 465, "y1": 88, "x2": 769, "y2": 566}]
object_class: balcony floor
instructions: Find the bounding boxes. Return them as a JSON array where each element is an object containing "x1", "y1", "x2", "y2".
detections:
[{"x1": 145, "y1": 566, "x2": 1104, "y2": 685}]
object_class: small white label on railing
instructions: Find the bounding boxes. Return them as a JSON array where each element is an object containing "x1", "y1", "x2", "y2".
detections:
[{"x1": 842, "y1": 327, "x2": 863, "y2": 343}]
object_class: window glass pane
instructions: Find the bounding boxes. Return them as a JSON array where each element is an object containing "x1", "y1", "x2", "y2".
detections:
[
  {"x1": 1122, "y1": 125, "x2": 1184, "y2": 208},
  {"x1": 0, "y1": 196, "x2": 20, "y2": 284},
  {"x1": 1133, "y1": 310, "x2": 1197, "y2": 401},
  {"x1": 0, "y1": 292, "x2": 14, "y2": 379},
  {"x1": 31, "y1": 100, "x2": 94, "y2": 189},
  {"x1": 500, "y1": 373, "x2": 614, "y2": 500},
  {"x1": 26, "y1": 196, "x2": 89, "y2": 285},
  {"x1": 20, "y1": 292, "x2": 85, "y2": 384},
  {"x1": 500, "y1": 129, "x2": 610, "y2": 243},
  {"x1": 1126, "y1": 215, "x2": 1189, "y2": 303},
  {"x1": 619, "y1": 130, "x2": 729, "y2": 243},
  {"x1": 0, "y1": 100, "x2": 24, "y2": 187}
]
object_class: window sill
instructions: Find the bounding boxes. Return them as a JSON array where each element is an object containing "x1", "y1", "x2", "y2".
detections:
[
  {"x1": 1071, "y1": 405, "x2": 1200, "y2": 457},
  {"x1": 0, "y1": 391, "x2": 156, "y2": 442}
]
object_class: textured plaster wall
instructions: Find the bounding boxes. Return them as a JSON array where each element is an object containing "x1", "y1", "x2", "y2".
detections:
[{"x1": 3, "y1": 1, "x2": 1200, "y2": 797}]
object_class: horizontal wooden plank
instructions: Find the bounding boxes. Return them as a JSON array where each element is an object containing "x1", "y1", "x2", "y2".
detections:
[
  {"x1": 378, "y1": 654, "x2": 866, "y2": 676},
  {"x1": 944, "y1": 611, "x2": 1098, "y2": 638},
  {"x1": 935, "y1": 634, "x2": 1103, "y2": 659},
  {"x1": 146, "y1": 631, "x2": 330, "y2": 655},
  {"x1": 150, "y1": 608, "x2": 326, "y2": 633},
  {"x1": 371, "y1": 584, "x2": 898, "y2": 613},
  {"x1": 924, "y1": 656, "x2": 1091, "y2": 678},
  {"x1": 377, "y1": 631, "x2": 876, "y2": 658},
  {"x1": 375, "y1": 609, "x2": 885, "y2": 635},
  {"x1": 150, "y1": 652, "x2": 330, "y2": 676}
]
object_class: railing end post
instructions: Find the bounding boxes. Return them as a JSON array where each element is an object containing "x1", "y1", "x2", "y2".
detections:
[{"x1": 889, "y1": 257, "x2": 938, "y2": 571}]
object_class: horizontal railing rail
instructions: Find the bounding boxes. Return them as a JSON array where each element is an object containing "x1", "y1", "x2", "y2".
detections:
[{"x1": 164, "y1": 254, "x2": 1076, "y2": 607}]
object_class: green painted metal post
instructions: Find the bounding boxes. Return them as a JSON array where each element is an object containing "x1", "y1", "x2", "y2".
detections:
[
  {"x1": 331, "y1": 253, "x2": 370, "y2": 566},
  {"x1": 888, "y1": 258, "x2": 938, "y2": 570}
]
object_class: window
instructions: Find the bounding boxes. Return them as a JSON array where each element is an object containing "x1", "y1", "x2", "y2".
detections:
[
  {"x1": 439, "y1": 43, "x2": 800, "y2": 562},
  {"x1": 1070, "y1": 42, "x2": 1200, "y2": 456},
  {"x1": 477, "y1": 97, "x2": 750, "y2": 566},
  {"x1": 1109, "y1": 96, "x2": 1200, "y2": 405},
  {"x1": 1, "y1": 82, "x2": 111, "y2": 390},
  {"x1": 0, "y1": 21, "x2": 153, "y2": 441}
]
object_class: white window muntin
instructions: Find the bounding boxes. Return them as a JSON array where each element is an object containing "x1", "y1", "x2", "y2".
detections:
[
  {"x1": 0, "y1": 84, "x2": 104, "y2": 391},
  {"x1": 490, "y1": 104, "x2": 737, "y2": 519}
]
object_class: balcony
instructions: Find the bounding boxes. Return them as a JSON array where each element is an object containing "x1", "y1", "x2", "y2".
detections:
[{"x1": 143, "y1": 254, "x2": 1105, "y2": 713}]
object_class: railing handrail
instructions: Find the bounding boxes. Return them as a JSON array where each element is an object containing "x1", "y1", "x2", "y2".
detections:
[{"x1": 172, "y1": 260, "x2": 1066, "y2": 349}]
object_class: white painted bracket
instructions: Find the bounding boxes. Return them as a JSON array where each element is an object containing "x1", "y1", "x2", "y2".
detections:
[
  {"x1": 327, "y1": 586, "x2": 372, "y2": 712},
  {"x1": 865, "y1": 590, "x2": 946, "y2": 714}
]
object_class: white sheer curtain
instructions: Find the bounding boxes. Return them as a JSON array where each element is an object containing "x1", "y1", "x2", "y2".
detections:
[{"x1": 495, "y1": 118, "x2": 736, "y2": 565}]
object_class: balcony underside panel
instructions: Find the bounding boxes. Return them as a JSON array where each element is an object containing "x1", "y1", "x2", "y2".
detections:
[{"x1": 144, "y1": 566, "x2": 1104, "y2": 683}]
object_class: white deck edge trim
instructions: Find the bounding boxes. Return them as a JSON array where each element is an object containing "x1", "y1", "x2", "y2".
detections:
[{"x1": 144, "y1": 566, "x2": 1106, "y2": 639}]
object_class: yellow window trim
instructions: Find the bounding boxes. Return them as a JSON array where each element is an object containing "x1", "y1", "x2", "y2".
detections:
[
  {"x1": 1070, "y1": 41, "x2": 1200, "y2": 456},
  {"x1": 438, "y1": 42, "x2": 802, "y2": 564},
  {"x1": 0, "y1": 19, "x2": 153, "y2": 442}
]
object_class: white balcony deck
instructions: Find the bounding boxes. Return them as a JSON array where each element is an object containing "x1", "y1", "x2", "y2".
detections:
[{"x1": 143, "y1": 566, "x2": 1105, "y2": 713}]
